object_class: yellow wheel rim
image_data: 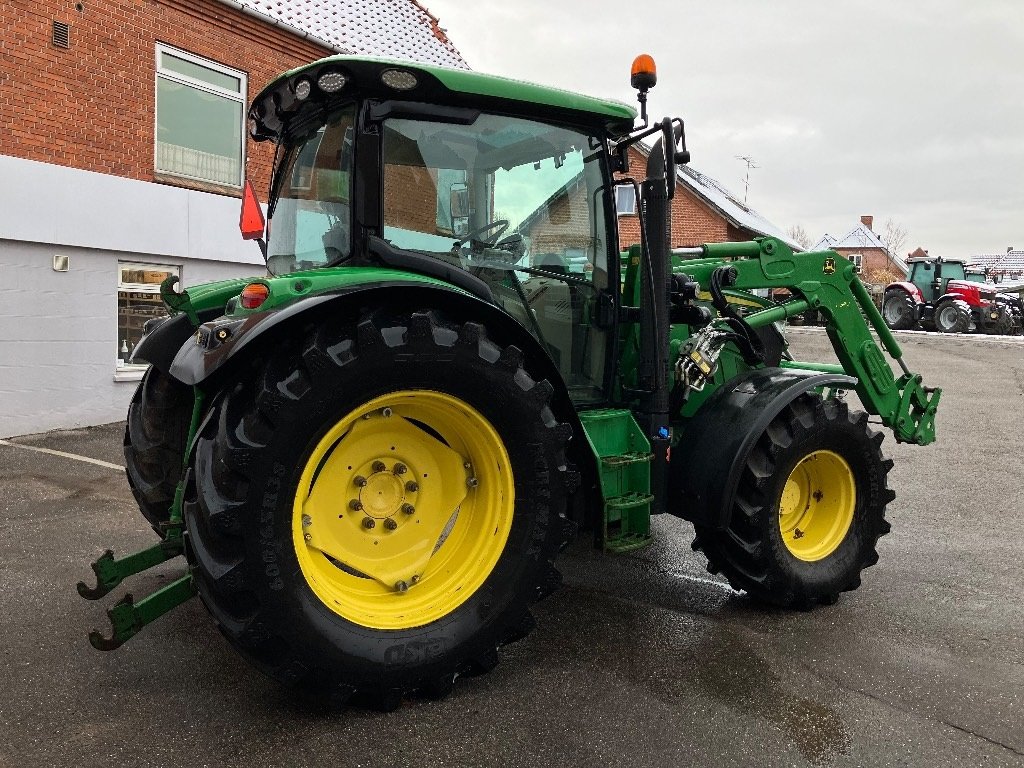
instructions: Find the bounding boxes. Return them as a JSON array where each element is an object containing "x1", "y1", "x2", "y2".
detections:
[
  {"x1": 778, "y1": 449, "x2": 856, "y2": 562},
  {"x1": 293, "y1": 390, "x2": 514, "y2": 630}
]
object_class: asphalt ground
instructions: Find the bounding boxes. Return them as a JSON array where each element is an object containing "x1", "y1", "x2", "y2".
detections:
[{"x1": 1, "y1": 328, "x2": 1022, "y2": 768}]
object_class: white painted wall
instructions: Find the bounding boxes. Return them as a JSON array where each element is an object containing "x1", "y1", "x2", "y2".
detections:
[{"x1": 0, "y1": 156, "x2": 267, "y2": 438}]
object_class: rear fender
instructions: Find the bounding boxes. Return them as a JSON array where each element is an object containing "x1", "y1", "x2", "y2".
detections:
[
  {"x1": 886, "y1": 281, "x2": 923, "y2": 304},
  {"x1": 670, "y1": 367, "x2": 856, "y2": 530}
]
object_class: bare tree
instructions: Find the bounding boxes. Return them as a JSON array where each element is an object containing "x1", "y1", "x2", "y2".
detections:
[
  {"x1": 882, "y1": 218, "x2": 908, "y2": 260},
  {"x1": 787, "y1": 224, "x2": 813, "y2": 250}
]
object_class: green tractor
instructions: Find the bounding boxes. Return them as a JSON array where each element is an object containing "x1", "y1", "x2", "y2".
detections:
[{"x1": 79, "y1": 54, "x2": 940, "y2": 707}]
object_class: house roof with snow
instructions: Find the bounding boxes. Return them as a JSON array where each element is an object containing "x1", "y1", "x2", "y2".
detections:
[
  {"x1": 971, "y1": 249, "x2": 1024, "y2": 274},
  {"x1": 676, "y1": 165, "x2": 801, "y2": 249},
  {"x1": 216, "y1": 0, "x2": 468, "y2": 69},
  {"x1": 811, "y1": 222, "x2": 887, "y2": 252},
  {"x1": 628, "y1": 144, "x2": 799, "y2": 249},
  {"x1": 813, "y1": 221, "x2": 908, "y2": 275}
]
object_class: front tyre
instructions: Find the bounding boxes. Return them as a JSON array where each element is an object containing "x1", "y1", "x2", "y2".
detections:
[
  {"x1": 933, "y1": 298, "x2": 971, "y2": 333},
  {"x1": 693, "y1": 394, "x2": 893, "y2": 608},
  {"x1": 185, "y1": 310, "x2": 572, "y2": 705}
]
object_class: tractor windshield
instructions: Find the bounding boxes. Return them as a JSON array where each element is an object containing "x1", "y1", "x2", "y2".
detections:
[{"x1": 266, "y1": 104, "x2": 356, "y2": 275}]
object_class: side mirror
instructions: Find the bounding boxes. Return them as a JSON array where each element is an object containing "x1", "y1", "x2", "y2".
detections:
[{"x1": 240, "y1": 179, "x2": 266, "y2": 241}]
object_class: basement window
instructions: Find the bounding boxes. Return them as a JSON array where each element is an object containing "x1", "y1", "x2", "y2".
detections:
[
  {"x1": 155, "y1": 44, "x2": 246, "y2": 188},
  {"x1": 116, "y1": 262, "x2": 180, "y2": 380}
]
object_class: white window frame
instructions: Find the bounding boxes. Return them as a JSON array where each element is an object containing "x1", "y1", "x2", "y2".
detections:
[
  {"x1": 115, "y1": 261, "x2": 181, "y2": 382},
  {"x1": 848, "y1": 253, "x2": 863, "y2": 273},
  {"x1": 154, "y1": 43, "x2": 247, "y2": 188},
  {"x1": 615, "y1": 185, "x2": 637, "y2": 216}
]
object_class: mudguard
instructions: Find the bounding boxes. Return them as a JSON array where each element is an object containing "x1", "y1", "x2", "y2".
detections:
[
  {"x1": 885, "y1": 281, "x2": 923, "y2": 304},
  {"x1": 130, "y1": 309, "x2": 222, "y2": 374},
  {"x1": 670, "y1": 367, "x2": 856, "y2": 530}
]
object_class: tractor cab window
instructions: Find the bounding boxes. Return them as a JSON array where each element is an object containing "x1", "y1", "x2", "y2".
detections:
[
  {"x1": 266, "y1": 105, "x2": 356, "y2": 275},
  {"x1": 382, "y1": 114, "x2": 612, "y2": 402}
]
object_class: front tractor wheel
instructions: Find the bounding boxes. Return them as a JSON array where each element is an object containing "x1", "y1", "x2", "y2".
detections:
[
  {"x1": 184, "y1": 310, "x2": 572, "y2": 706},
  {"x1": 693, "y1": 395, "x2": 893, "y2": 608},
  {"x1": 933, "y1": 298, "x2": 972, "y2": 333}
]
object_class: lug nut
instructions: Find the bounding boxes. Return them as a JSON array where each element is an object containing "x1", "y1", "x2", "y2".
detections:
[
  {"x1": 402, "y1": 503, "x2": 415, "y2": 515},
  {"x1": 410, "y1": 575, "x2": 421, "y2": 585},
  {"x1": 362, "y1": 518, "x2": 376, "y2": 530},
  {"x1": 466, "y1": 477, "x2": 479, "y2": 488},
  {"x1": 393, "y1": 463, "x2": 407, "y2": 475},
  {"x1": 372, "y1": 460, "x2": 386, "y2": 473},
  {"x1": 384, "y1": 518, "x2": 398, "y2": 531},
  {"x1": 382, "y1": 407, "x2": 393, "y2": 418},
  {"x1": 354, "y1": 475, "x2": 367, "y2": 487},
  {"x1": 349, "y1": 499, "x2": 363, "y2": 511},
  {"x1": 405, "y1": 481, "x2": 419, "y2": 493},
  {"x1": 395, "y1": 580, "x2": 408, "y2": 593},
  {"x1": 303, "y1": 532, "x2": 312, "y2": 542},
  {"x1": 301, "y1": 514, "x2": 312, "y2": 527},
  {"x1": 463, "y1": 462, "x2": 472, "y2": 470}
]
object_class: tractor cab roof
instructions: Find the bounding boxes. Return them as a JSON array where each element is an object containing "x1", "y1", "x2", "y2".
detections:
[{"x1": 249, "y1": 55, "x2": 637, "y2": 143}]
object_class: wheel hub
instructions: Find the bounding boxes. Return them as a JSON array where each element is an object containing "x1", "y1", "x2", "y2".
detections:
[
  {"x1": 778, "y1": 449, "x2": 856, "y2": 562},
  {"x1": 358, "y1": 464, "x2": 411, "y2": 520}
]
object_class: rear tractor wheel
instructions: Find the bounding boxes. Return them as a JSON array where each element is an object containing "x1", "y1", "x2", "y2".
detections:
[
  {"x1": 881, "y1": 289, "x2": 917, "y2": 331},
  {"x1": 693, "y1": 394, "x2": 893, "y2": 608},
  {"x1": 184, "y1": 310, "x2": 573, "y2": 706}
]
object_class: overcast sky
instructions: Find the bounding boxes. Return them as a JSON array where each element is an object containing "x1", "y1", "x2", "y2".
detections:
[{"x1": 425, "y1": 0, "x2": 1023, "y2": 257}]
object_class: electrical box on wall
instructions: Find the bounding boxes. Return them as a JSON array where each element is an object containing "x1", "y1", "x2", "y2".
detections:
[{"x1": 53, "y1": 254, "x2": 70, "y2": 272}]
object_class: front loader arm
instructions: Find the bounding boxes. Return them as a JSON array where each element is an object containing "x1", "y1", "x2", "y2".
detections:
[{"x1": 680, "y1": 238, "x2": 941, "y2": 446}]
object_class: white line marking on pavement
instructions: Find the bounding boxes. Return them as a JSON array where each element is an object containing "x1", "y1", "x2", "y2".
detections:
[
  {"x1": 0, "y1": 439, "x2": 125, "y2": 471},
  {"x1": 670, "y1": 571, "x2": 741, "y2": 594}
]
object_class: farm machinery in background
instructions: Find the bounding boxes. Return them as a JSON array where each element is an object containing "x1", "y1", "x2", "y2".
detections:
[{"x1": 882, "y1": 254, "x2": 1024, "y2": 335}]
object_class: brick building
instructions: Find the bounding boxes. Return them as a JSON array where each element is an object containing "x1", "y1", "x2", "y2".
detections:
[
  {"x1": 614, "y1": 145, "x2": 799, "y2": 249},
  {"x1": 813, "y1": 215, "x2": 907, "y2": 283},
  {"x1": 0, "y1": 0, "x2": 465, "y2": 437}
]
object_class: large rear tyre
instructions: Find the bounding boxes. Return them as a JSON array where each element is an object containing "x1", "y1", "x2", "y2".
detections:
[
  {"x1": 693, "y1": 394, "x2": 893, "y2": 608},
  {"x1": 124, "y1": 367, "x2": 192, "y2": 530},
  {"x1": 881, "y1": 289, "x2": 917, "y2": 330},
  {"x1": 184, "y1": 310, "x2": 573, "y2": 706}
]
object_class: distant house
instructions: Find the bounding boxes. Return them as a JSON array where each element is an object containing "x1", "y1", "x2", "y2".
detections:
[
  {"x1": 615, "y1": 145, "x2": 800, "y2": 250},
  {"x1": 813, "y1": 215, "x2": 907, "y2": 282},
  {"x1": 970, "y1": 247, "x2": 1024, "y2": 282}
]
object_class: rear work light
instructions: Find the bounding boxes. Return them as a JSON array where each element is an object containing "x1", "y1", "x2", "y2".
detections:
[{"x1": 240, "y1": 283, "x2": 270, "y2": 309}]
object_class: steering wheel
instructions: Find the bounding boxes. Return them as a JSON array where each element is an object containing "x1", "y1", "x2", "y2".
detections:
[{"x1": 454, "y1": 219, "x2": 509, "y2": 250}]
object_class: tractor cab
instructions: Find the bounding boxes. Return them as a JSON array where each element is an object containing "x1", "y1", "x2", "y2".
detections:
[
  {"x1": 244, "y1": 56, "x2": 638, "y2": 404},
  {"x1": 907, "y1": 256, "x2": 967, "y2": 302}
]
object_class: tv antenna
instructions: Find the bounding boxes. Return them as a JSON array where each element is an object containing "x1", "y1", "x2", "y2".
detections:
[{"x1": 735, "y1": 155, "x2": 759, "y2": 204}]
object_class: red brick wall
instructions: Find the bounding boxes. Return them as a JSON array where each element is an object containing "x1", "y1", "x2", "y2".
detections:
[
  {"x1": 0, "y1": 0, "x2": 330, "y2": 196},
  {"x1": 614, "y1": 147, "x2": 731, "y2": 249}
]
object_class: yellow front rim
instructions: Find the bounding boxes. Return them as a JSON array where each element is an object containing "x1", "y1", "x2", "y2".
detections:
[
  {"x1": 293, "y1": 390, "x2": 515, "y2": 630},
  {"x1": 778, "y1": 449, "x2": 856, "y2": 562}
]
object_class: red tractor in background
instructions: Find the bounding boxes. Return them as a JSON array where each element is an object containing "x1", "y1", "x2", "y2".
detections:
[{"x1": 882, "y1": 255, "x2": 1024, "y2": 335}]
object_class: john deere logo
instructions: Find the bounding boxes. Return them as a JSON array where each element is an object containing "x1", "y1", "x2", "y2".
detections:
[{"x1": 823, "y1": 257, "x2": 836, "y2": 275}]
